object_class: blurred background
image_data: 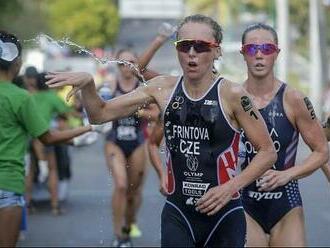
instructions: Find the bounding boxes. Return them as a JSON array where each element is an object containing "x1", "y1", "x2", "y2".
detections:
[
  {"x1": 1, "y1": 0, "x2": 330, "y2": 116},
  {"x1": 1, "y1": 1, "x2": 330, "y2": 246}
]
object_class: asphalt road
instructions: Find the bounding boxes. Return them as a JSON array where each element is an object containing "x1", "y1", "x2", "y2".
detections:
[{"x1": 18, "y1": 137, "x2": 330, "y2": 247}]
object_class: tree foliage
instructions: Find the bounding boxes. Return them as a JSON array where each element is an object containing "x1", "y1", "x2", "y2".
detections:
[
  {"x1": 0, "y1": 0, "x2": 21, "y2": 23},
  {"x1": 288, "y1": 0, "x2": 309, "y2": 54},
  {"x1": 47, "y1": 0, "x2": 120, "y2": 48}
]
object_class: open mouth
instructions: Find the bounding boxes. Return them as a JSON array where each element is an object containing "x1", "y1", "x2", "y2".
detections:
[
  {"x1": 188, "y1": 61, "x2": 198, "y2": 67},
  {"x1": 255, "y1": 63, "x2": 265, "y2": 69}
]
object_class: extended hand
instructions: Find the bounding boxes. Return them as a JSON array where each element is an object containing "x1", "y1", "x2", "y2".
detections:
[
  {"x1": 91, "y1": 122, "x2": 113, "y2": 134},
  {"x1": 157, "y1": 22, "x2": 177, "y2": 40},
  {"x1": 46, "y1": 72, "x2": 93, "y2": 101},
  {"x1": 73, "y1": 132, "x2": 98, "y2": 146},
  {"x1": 258, "y1": 169, "x2": 292, "y2": 191},
  {"x1": 195, "y1": 182, "x2": 237, "y2": 216}
]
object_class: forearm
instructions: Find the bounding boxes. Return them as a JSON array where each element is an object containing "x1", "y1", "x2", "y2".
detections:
[
  {"x1": 230, "y1": 149, "x2": 277, "y2": 190},
  {"x1": 32, "y1": 139, "x2": 47, "y2": 160},
  {"x1": 321, "y1": 163, "x2": 330, "y2": 182},
  {"x1": 137, "y1": 36, "x2": 167, "y2": 70},
  {"x1": 287, "y1": 149, "x2": 329, "y2": 180},
  {"x1": 80, "y1": 82, "x2": 107, "y2": 124},
  {"x1": 148, "y1": 142, "x2": 164, "y2": 179},
  {"x1": 39, "y1": 125, "x2": 92, "y2": 145}
]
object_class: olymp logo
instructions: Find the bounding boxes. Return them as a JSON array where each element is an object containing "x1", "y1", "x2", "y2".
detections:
[{"x1": 186, "y1": 155, "x2": 199, "y2": 171}]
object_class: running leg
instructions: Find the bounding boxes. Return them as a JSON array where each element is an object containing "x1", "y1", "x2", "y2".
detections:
[
  {"x1": 269, "y1": 207, "x2": 306, "y2": 246},
  {"x1": 126, "y1": 143, "x2": 146, "y2": 228},
  {"x1": 245, "y1": 212, "x2": 268, "y2": 247},
  {"x1": 47, "y1": 150, "x2": 60, "y2": 214},
  {"x1": 105, "y1": 142, "x2": 128, "y2": 238}
]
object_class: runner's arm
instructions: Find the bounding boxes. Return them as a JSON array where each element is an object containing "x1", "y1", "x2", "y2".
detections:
[
  {"x1": 229, "y1": 86, "x2": 277, "y2": 191},
  {"x1": 147, "y1": 121, "x2": 164, "y2": 179},
  {"x1": 137, "y1": 23, "x2": 175, "y2": 80},
  {"x1": 38, "y1": 125, "x2": 92, "y2": 145},
  {"x1": 287, "y1": 92, "x2": 329, "y2": 180},
  {"x1": 196, "y1": 84, "x2": 277, "y2": 215},
  {"x1": 46, "y1": 72, "x2": 158, "y2": 124}
]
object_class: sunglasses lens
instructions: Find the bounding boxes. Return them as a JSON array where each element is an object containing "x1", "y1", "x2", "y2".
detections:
[
  {"x1": 194, "y1": 41, "x2": 212, "y2": 53},
  {"x1": 261, "y1": 44, "x2": 277, "y2": 55},
  {"x1": 175, "y1": 40, "x2": 215, "y2": 53},
  {"x1": 243, "y1": 44, "x2": 278, "y2": 56},
  {"x1": 176, "y1": 40, "x2": 193, "y2": 53},
  {"x1": 244, "y1": 44, "x2": 258, "y2": 56}
]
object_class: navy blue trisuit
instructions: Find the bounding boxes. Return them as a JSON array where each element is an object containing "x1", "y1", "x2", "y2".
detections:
[
  {"x1": 106, "y1": 81, "x2": 145, "y2": 157},
  {"x1": 161, "y1": 76, "x2": 246, "y2": 247},
  {"x1": 241, "y1": 83, "x2": 302, "y2": 234}
]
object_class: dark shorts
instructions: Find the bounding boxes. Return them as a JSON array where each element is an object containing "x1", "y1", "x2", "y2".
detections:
[
  {"x1": 54, "y1": 145, "x2": 71, "y2": 180},
  {"x1": 242, "y1": 180, "x2": 302, "y2": 234},
  {"x1": 44, "y1": 145, "x2": 55, "y2": 154},
  {"x1": 106, "y1": 131, "x2": 145, "y2": 158},
  {"x1": 161, "y1": 200, "x2": 246, "y2": 247}
]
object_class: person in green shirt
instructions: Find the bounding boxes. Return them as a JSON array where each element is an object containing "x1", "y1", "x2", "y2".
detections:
[
  {"x1": 0, "y1": 31, "x2": 92, "y2": 247},
  {"x1": 26, "y1": 71, "x2": 73, "y2": 215}
]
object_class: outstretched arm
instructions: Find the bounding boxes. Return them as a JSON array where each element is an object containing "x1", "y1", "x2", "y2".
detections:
[
  {"x1": 38, "y1": 125, "x2": 92, "y2": 145},
  {"x1": 46, "y1": 72, "x2": 159, "y2": 124}
]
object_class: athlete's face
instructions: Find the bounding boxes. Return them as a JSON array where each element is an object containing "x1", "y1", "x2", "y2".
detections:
[
  {"x1": 117, "y1": 51, "x2": 137, "y2": 80},
  {"x1": 176, "y1": 22, "x2": 220, "y2": 81},
  {"x1": 241, "y1": 29, "x2": 279, "y2": 79}
]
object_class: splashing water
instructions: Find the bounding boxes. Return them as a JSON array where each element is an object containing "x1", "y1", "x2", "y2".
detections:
[{"x1": 24, "y1": 34, "x2": 147, "y2": 85}]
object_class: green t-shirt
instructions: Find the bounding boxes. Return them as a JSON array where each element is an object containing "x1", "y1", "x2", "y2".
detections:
[
  {"x1": 0, "y1": 81, "x2": 49, "y2": 194},
  {"x1": 32, "y1": 90, "x2": 71, "y2": 126}
]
